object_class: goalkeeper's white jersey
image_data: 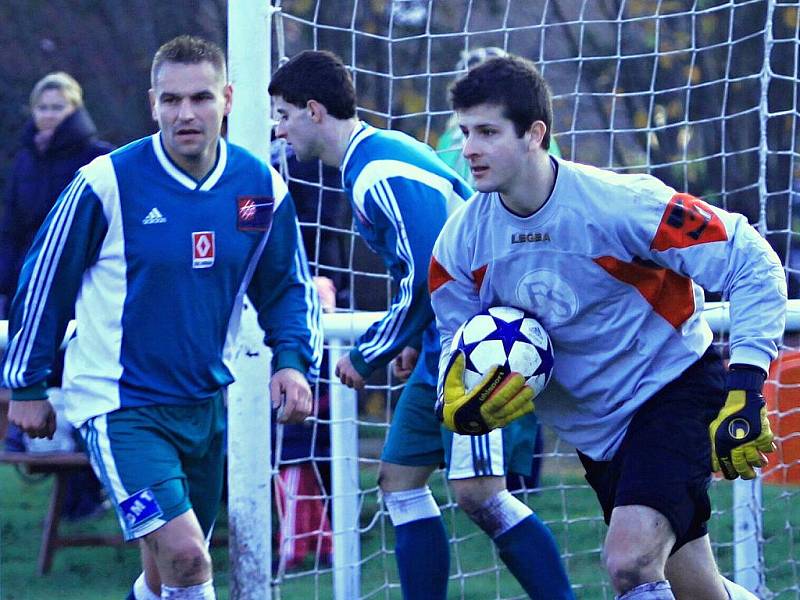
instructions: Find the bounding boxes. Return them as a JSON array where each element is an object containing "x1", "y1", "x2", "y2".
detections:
[{"x1": 430, "y1": 157, "x2": 787, "y2": 460}]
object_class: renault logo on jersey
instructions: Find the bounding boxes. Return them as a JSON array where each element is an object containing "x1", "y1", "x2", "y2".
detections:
[
  {"x1": 728, "y1": 418, "x2": 751, "y2": 440},
  {"x1": 193, "y1": 231, "x2": 215, "y2": 269}
]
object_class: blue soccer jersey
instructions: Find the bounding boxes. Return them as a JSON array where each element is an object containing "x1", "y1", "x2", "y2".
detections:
[
  {"x1": 341, "y1": 122, "x2": 473, "y2": 382},
  {"x1": 1, "y1": 134, "x2": 322, "y2": 426}
]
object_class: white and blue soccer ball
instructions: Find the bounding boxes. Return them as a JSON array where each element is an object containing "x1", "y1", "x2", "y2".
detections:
[{"x1": 451, "y1": 306, "x2": 554, "y2": 396}]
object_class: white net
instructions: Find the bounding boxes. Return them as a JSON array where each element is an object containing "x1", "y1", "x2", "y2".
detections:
[{"x1": 265, "y1": 1, "x2": 800, "y2": 598}]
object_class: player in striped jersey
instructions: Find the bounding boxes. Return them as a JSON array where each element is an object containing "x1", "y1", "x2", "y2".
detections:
[
  {"x1": 433, "y1": 54, "x2": 785, "y2": 600},
  {"x1": 270, "y1": 50, "x2": 573, "y2": 600},
  {"x1": 1, "y1": 37, "x2": 322, "y2": 600}
]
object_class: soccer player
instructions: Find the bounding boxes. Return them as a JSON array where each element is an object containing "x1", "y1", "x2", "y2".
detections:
[
  {"x1": 1, "y1": 36, "x2": 322, "y2": 600},
  {"x1": 269, "y1": 50, "x2": 573, "y2": 600},
  {"x1": 431, "y1": 54, "x2": 786, "y2": 600}
]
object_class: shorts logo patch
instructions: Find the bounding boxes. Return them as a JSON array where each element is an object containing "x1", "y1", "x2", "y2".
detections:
[
  {"x1": 193, "y1": 231, "x2": 215, "y2": 269},
  {"x1": 120, "y1": 488, "x2": 163, "y2": 529},
  {"x1": 237, "y1": 196, "x2": 274, "y2": 232},
  {"x1": 728, "y1": 418, "x2": 750, "y2": 440}
]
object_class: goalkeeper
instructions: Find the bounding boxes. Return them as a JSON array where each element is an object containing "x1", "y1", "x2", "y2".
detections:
[
  {"x1": 270, "y1": 50, "x2": 574, "y2": 600},
  {"x1": 431, "y1": 54, "x2": 786, "y2": 600}
]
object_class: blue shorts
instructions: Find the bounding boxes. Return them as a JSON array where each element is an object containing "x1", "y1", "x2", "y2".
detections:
[
  {"x1": 578, "y1": 347, "x2": 726, "y2": 552},
  {"x1": 80, "y1": 392, "x2": 226, "y2": 541},
  {"x1": 381, "y1": 353, "x2": 539, "y2": 480}
]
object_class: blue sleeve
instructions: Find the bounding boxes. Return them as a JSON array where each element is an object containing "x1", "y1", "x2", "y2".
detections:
[
  {"x1": 349, "y1": 176, "x2": 449, "y2": 377},
  {"x1": 247, "y1": 192, "x2": 323, "y2": 380},
  {"x1": 1, "y1": 173, "x2": 107, "y2": 396}
]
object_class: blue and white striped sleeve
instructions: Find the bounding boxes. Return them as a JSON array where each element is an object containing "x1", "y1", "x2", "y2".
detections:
[
  {"x1": 248, "y1": 169, "x2": 323, "y2": 380},
  {"x1": 349, "y1": 174, "x2": 450, "y2": 377},
  {"x1": 1, "y1": 172, "x2": 108, "y2": 397}
]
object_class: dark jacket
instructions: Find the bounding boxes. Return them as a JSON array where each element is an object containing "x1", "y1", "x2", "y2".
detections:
[{"x1": 0, "y1": 108, "x2": 113, "y2": 305}]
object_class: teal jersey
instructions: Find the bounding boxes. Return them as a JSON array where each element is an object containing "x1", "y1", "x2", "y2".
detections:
[
  {"x1": 341, "y1": 122, "x2": 473, "y2": 380},
  {"x1": 1, "y1": 134, "x2": 322, "y2": 426}
]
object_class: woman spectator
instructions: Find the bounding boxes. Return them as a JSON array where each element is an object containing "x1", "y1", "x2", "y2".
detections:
[{"x1": 0, "y1": 72, "x2": 113, "y2": 313}]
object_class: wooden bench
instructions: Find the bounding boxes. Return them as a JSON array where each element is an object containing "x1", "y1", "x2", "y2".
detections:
[{"x1": 0, "y1": 391, "x2": 123, "y2": 574}]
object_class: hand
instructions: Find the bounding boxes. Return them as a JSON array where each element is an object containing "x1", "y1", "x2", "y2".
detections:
[
  {"x1": 8, "y1": 400, "x2": 56, "y2": 439},
  {"x1": 271, "y1": 368, "x2": 313, "y2": 424},
  {"x1": 392, "y1": 346, "x2": 419, "y2": 382},
  {"x1": 709, "y1": 366, "x2": 775, "y2": 480},
  {"x1": 335, "y1": 354, "x2": 365, "y2": 390},
  {"x1": 313, "y1": 276, "x2": 337, "y2": 313},
  {"x1": 436, "y1": 351, "x2": 534, "y2": 435}
]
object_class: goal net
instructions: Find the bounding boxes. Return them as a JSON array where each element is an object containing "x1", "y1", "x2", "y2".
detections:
[{"x1": 262, "y1": 1, "x2": 800, "y2": 598}]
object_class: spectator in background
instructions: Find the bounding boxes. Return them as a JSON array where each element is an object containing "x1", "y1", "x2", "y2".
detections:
[
  {"x1": 0, "y1": 72, "x2": 114, "y2": 314},
  {"x1": 1, "y1": 72, "x2": 113, "y2": 521}
]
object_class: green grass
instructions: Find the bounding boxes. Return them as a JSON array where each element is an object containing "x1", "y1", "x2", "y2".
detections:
[{"x1": 3, "y1": 464, "x2": 800, "y2": 599}]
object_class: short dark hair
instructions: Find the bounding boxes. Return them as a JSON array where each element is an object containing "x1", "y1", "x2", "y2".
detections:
[
  {"x1": 151, "y1": 35, "x2": 226, "y2": 87},
  {"x1": 268, "y1": 50, "x2": 356, "y2": 120},
  {"x1": 450, "y1": 55, "x2": 553, "y2": 149}
]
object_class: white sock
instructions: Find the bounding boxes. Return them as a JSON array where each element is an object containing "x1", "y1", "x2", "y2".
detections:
[
  {"x1": 133, "y1": 572, "x2": 161, "y2": 600},
  {"x1": 383, "y1": 487, "x2": 441, "y2": 526},
  {"x1": 161, "y1": 580, "x2": 215, "y2": 599},
  {"x1": 721, "y1": 576, "x2": 760, "y2": 600},
  {"x1": 469, "y1": 489, "x2": 532, "y2": 539}
]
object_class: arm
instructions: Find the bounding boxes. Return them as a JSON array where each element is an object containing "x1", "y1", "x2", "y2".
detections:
[
  {"x1": 1, "y1": 172, "x2": 108, "y2": 435},
  {"x1": 346, "y1": 175, "x2": 450, "y2": 382},
  {"x1": 247, "y1": 186, "x2": 322, "y2": 423},
  {"x1": 429, "y1": 224, "x2": 534, "y2": 434},
  {"x1": 625, "y1": 190, "x2": 786, "y2": 478},
  {"x1": 629, "y1": 191, "x2": 786, "y2": 371}
]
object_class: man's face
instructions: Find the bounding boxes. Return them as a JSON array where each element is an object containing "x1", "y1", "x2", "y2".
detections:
[
  {"x1": 457, "y1": 103, "x2": 531, "y2": 194},
  {"x1": 149, "y1": 61, "x2": 231, "y2": 176},
  {"x1": 272, "y1": 96, "x2": 320, "y2": 162}
]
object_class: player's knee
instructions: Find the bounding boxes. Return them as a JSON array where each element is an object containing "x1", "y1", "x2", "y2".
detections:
[
  {"x1": 161, "y1": 537, "x2": 213, "y2": 586},
  {"x1": 377, "y1": 463, "x2": 431, "y2": 493},
  {"x1": 453, "y1": 485, "x2": 484, "y2": 516},
  {"x1": 457, "y1": 488, "x2": 532, "y2": 539},
  {"x1": 603, "y1": 543, "x2": 664, "y2": 594}
]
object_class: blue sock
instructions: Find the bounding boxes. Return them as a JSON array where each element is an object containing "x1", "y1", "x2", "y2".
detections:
[
  {"x1": 495, "y1": 514, "x2": 574, "y2": 600},
  {"x1": 395, "y1": 516, "x2": 449, "y2": 600}
]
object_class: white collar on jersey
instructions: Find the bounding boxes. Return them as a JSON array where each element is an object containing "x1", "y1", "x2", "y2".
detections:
[
  {"x1": 340, "y1": 120, "x2": 376, "y2": 175},
  {"x1": 151, "y1": 133, "x2": 228, "y2": 192}
]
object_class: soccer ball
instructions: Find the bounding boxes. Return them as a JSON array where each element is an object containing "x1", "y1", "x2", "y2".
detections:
[{"x1": 451, "y1": 306, "x2": 554, "y2": 396}]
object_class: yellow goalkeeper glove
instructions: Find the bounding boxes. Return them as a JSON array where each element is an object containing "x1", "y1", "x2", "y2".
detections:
[
  {"x1": 435, "y1": 351, "x2": 534, "y2": 436},
  {"x1": 709, "y1": 365, "x2": 774, "y2": 480}
]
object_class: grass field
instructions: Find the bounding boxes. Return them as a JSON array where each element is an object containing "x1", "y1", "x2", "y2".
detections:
[{"x1": 2, "y1": 461, "x2": 800, "y2": 599}]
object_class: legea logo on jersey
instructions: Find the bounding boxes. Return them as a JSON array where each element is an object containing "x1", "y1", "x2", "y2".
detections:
[
  {"x1": 515, "y1": 269, "x2": 578, "y2": 328},
  {"x1": 193, "y1": 231, "x2": 215, "y2": 269}
]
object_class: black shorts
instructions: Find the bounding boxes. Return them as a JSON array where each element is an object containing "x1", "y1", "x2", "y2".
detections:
[{"x1": 578, "y1": 347, "x2": 726, "y2": 553}]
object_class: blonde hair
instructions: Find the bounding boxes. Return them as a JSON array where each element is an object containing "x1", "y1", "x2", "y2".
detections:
[{"x1": 30, "y1": 72, "x2": 84, "y2": 109}]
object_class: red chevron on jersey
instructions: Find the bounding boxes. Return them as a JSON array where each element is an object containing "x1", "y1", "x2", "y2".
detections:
[
  {"x1": 594, "y1": 256, "x2": 694, "y2": 328},
  {"x1": 651, "y1": 193, "x2": 728, "y2": 251},
  {"x1": 429, "y1": 256, "x2": 454, "y2": 294},
  {"x1": 472, "y1": 264, "x2": 488, "y2": 293}
]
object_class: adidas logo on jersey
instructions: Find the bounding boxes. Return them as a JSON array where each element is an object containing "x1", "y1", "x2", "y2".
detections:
[{"x1": 142, "y1": 207, "x2": 167, "y2": 225}]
